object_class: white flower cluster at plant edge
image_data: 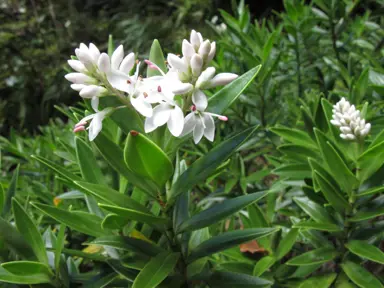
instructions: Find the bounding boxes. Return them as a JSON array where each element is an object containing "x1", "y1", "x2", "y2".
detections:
[
  {"x1": 65, "y1": 30, "x2": 238, "y2": 143},
  {"x1": 330, "y1": 97, "x2": 371, "y2": 141}
]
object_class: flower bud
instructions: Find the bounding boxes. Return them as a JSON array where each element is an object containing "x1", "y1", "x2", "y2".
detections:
[
  {"x1": 196, "y1": 67, "x2": 216, "y2": 88},
  {"x1": 172, "y1": 83, "x2": 193, "y2": 95},
  {"x1": 190, "y1": 30, "x2": 201, "y2": 50},
  {"x1": 206, "y1": 73, "x2": 238, "y2": 88},
  {"x1": 191, "y1": 54, "x2": 203, "y2": 76},
  {"x1": 198, "y1": 40, "x2": 211, "y2": 57},
  {"x1": 167, "y1": 54, "x2": 188, "y2": 73},
  {"x1": 79, "y1": 85, "x2": 107, "y2": 99},
  {"x1": 75, "y1": 48, "x2": 94, "y2": 70},
  {"x1": 88, "y1": 43, "x2": 101, "y2": 64},
  {"x1": 111, "y1": 45, "x2": 124, "y2": 70},
  {"x1": 182, "y1": 39, "x2": 195, "y2": 60},
  {"x1": 68, "y1": 60, "x2": 87, "y2": 73},
  {"x1": 98, "y1": 53, "x2": 110, "y2": 73},
  {"x1": 207, "y1": 41, "x2": 216, "y2": 63},
  {"x1": 119, "y1": 52, "x2": 135, "y2": 74},
  {"x1": 65, "y1": 73, "x2": 95, "y2": 84},
  {"x1": 70, "y1": 84, "x2": 87, "y2": 91}
]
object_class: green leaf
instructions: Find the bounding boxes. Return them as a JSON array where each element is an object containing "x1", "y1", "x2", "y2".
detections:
[
  {"x1": 124, "y1": 131, "x2": 173, "y2": 187},
  {"x1": 349, "y1": 207, "x2": 384, "y2": 222},
  {"x1": 0, "y1": 184, "x2": 4, "y2": 215},
  {"x1": 0, "y1": 217, "x2": 35, "y2": 260},
  {"x1": 273, "y1": 163, "x2": 312, "y2": 179},
  {"x1": 206, "y1": 271, "x2": 273, "y2": 287},
  {"x1": 31, "y1": 202, "x2": 107, "y2": 237},
  {"x1": 286, "y1": 247, "x2": 338, "y2": 266},
  {"x1": 93, "y1": 132, "x2": 157, "y2": 196},
  {"x1": 0, "y1": 262, "x2": 52, "y2": 284},
  {"x1": 345, "y1": 240, "x2": 384, "y2": 264},
  {"x1": 170, "y1": 126, "x2": 258, "y2": 201},
  {"x1": 294, "y1": 197, "x2": 335, "y2": 224},
  {"x1": 293, "y1": 221, "x2": 343, "y2": 232},
  {"x1": 107, "y1": 259, "x2": 138, "y2": 281},
  {"x1": 278, "y1": 144, "x2": 319, "y2": 162},
  {"x1": 357, "y1": 140, "x2": 384, "y2": 183},
  {"x1": 275, "y1": 228, "x2": 299, "y2": 260},
  {"x1": 208, "y1": 66, "x2": 261, "y2": 115},
  {"x1": 75, "y1": 181, "x2": 149, "y2": 213},
  {"x1": 299, "y1": 273, "x2": 337, "y2": 288},
  {"x1": 271, "y1": 126, "x2": 317, "y2": 148},
  {"x1": 341, "y1": 261, "x2": 383, "y2": 288},
  {"x1": 314, "y1": 129, "x2": 357, "y2": 194},
  {"x1": 188, "y1": 228, "x2": 278, "y2": 263},
  {"x1": 12, "y1": 199, "x2": 48, "y2": 265},
  {"x1": 253, "y1": 256, "x2": 276, "y2": 277},
  {"x1": 132, "y1": 252, "x2": 180, "y2": 288},
  {"x1": 313, "y1": 171, "x2": 350, "y2": 213},
  {"x1": 101, "y1": 214, "x2": 127, "y2": 230},
  {"x1": 176, "y1": 191, "x2": 268, "y2": 233},
  {"x1": 55, "y1": 224, "x2": 66, "y2": 272},
  {"x1": 89, "y1": 235, "x2": 164, "y2": 257},
  {"x1": 99, "y1": 204, "x2": 170, "y2": 227},
  {"x1": 2, "y1": 165, "x2": 19, "y2": 217},
  {"x1": 147, "y1": 39, "x2": 167, "y2": 77},
  {"x1": 357, "y1": 186, "x2": 384, "y2": 197}
]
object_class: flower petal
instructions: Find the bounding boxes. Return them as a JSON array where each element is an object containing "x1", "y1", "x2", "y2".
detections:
[
  {"x1": 111, "y1": 45, "x2": 124, "y2": 70},
  {"x1": 88, "y1": 112, "x2": 103, "y2": 141},
  {"x1": 152, "y1": 103, "x2": 172, "y2": 126},
  {"x1": 192, "y1": 89, "x2": 208, "y2": 111},
  {"x1": 193, "y1": 117, "x2": 204, "y2": 144},
  {"x1": 131, "y1": 96, "x2": 153, "y2": 117},
  {"x1": 196, "y1": 67, "x2": 216, "y2": 88},
  {"x1": 167, "y1": 54, "x2": 188, "y2": 72},
  {"x1": 91, "y1": 96, "x2": 99, "y2": 112},
  {"x1": 119, "y1": 52, "x2": 135, "y2": 74},
  {"x1": 181, "y1": 113, "x2": 197, "y2": 136},
  {"x1": 203, "y1": 113, "x2": 215, "y2": 142},
  {"x1": 167, "y1": 105, "x2": 184, "y2": 136},
  {"x1": 144, "y1": 116, "x2": 157, "y2": 133},
  {"x1": 107, "y1": 70, "x2": 130, "y2": 93}
]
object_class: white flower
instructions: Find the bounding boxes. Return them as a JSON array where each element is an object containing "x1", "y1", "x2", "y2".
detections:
[
  {"x1": 79, "y1": 85, "x2": 107, "y2": 99},
  {"x1": 65, "y1": 73, "x2": 95, "y2": 85},
  {"x1": 73, "y1": 106, "x2": 113, "y2": 141},
  {"x1": 181, "y1": 105, "x2": 228, "y2": 144},
  {"x1": 331, "y1": 97, "x2": 371, "y2": 140},
  {"x1": 74, "y1": 43, "x2": 100, "y2": 70}
]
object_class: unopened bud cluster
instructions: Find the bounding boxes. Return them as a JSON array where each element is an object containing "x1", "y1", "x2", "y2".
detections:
[{"x1": 330, "y1": 97, "x2": 371, "y2": 141}]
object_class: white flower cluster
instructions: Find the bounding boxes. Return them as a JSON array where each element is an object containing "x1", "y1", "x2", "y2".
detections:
[
  {"x1": 65, "y1": 30, "x2": 238, "y2": 143},
  {"x1": 330, "y1": 97, "x2": 371, "y2": 140}
]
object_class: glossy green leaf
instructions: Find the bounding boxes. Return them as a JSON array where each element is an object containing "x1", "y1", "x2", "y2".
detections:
[
  {"x1": 89, "y1": 235, "x2": 164, "y2": 257},
  {"x1": 0, "y1": 262, "x2": 52, "y2": 284},
  {"x1": 357, "y1": 186, "x2": 384, "y2": 197},
  {"x1": 314, "y1": 171, "x2": 350, "y2": 212},
  {"x1": 278, "y1": 144, "x2": 319, "y2": 162},
  {"x1": 286, "y1": 247, "x2": 338, "y2": 266},
  {"x1": 147, "y1": 39, "x2": 167, "y2": 77},
  {"x1": 2, "y1": 165, "x2": 19, "y2": 216},
  {"x1": 170, "y1": 126, "x2": 258, "y2": 201},
  {"x1": 0, "y1": 184, "x2": 4, "y2": 215},
  {"x1": 132, "y1": 252, "x2": 180, "y2": 288},
  {"x1": 0, "y1": 217, "x2": 35, "y2": 260},
  {"x1": 273, "y1": 163, "x2": 312, "y2": 179},
  {"x1": 293, "y1": 221, "x2": 343, "y2": 232},
  {"x1": 124, "y1": 131, "x2": 173, "y2": 187},
  {"x1": 31, "y1": 202, "x2": 107, "y2": 237},
  {"x1": 99, "y1": 204, "x2": 170, "y2": 227},
  {"x1": 294, "y1": 197, "x2": 335, "y2": 224},
  {"x1": 12, "y1": 199, "x2": 48, "y2": 265},
  {"x1": 55, "y1": 224, "x2": 66, "y2": 272},
  {"x1": 349, "y1": 207, "x2": 384, "y2": 222},
  {"x1": 299, "y1": 273, "x2": 337, "y2": 288},
  {"x1": 275, "y1": 228, "x2": 299, "y2": 260},
  {"x1": 209, "y1": 65, "x2": 261, "y2": 115},
  {"x1": 206, "y1": 271, "x2": 273, "y2": 287},
  {"x1": 93, "y1": 132, "x2": 157, "y2": 196},
  {"x1": 188, "y1": 228, "x2": 278, "y2": 263},
  {"x1": 271, "y1": 126, "x2": 317, "y2": 148},
  {"x1": 253, "y1": 256, "x2": 276, "y2": 276},
  {"x1": 341, "y1": 261, "x2": 382, "y2": 288},
  {"x1": 289, "y1": 264, "x2": 322, "y2": 279},
  {"x1": 345, "y1": 240, "x2": 384, "y2": 264},
  {"x1": 357, "y1": 140, "x2": 384, "y2": 183},
  {"x1": 176, "y1": 191, "x2": 268, "y2": 233},
  {"x1": 107, "y1": 259, "x2": 138, "y2": 281},
  {"x1": 75, "y1": 181, "x2": 149, "y2": 213}
]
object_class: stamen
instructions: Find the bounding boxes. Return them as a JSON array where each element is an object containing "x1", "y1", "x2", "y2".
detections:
[
  {"x1": 126, "y1": 79, "x2": 131, "y2": 84},
  {"x1": 75, "y1": 120, "x2": 87, "y2": 128},
  {"x1": 219, "y1": 116, "x2": 228, "y2": 121},
  {"x1": 73, "y1": 125, "x2": 86, "y2": 133},
  {"x1": 157, "y1": 86, "x2": 162, "y2": 92},
  {"x1": 135, "y1": 59, "x2": 139, "y2": 64},
  {"x1": 206, "y1": 112, "x2": 228, "y2": 121},
  {"x1": 130, "y1": 130, "x2": 139, "y2": 136},
  {"x1": 143, "y1": 92, "x2": 148, "y2": 98}
]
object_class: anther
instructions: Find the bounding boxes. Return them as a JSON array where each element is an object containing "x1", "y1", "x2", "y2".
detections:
[
  {"x1": 157, "y1": 86, "x2": 162, "y2": 92},
  {"x1": 126, "y1": 79, "x2": 131, "y2": 84},
  {"x1": 143, "y1": 92, "x2": 148, "y2": 98},
  {"x1": 191, "y1": 105, "x2": 197, "y2": 112}
]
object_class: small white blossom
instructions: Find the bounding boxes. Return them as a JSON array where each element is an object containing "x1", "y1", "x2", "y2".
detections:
[{"x1": 331, "y1": 97, "x2": 371, "y2": 140}]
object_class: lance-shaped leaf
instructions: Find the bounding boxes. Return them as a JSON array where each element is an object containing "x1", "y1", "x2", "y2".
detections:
[
  {"x1": 132, "y1": 252, "x2": 180, "y2": 288},
  {"x1": 271, "y1": 126, "x2": 317, "y2": 148},
  {"x1": 357, "y1": 186, "x2": 384, "y2": 197},
  {"x1": 208, "y1": 65, "x2": 261, "y2": 115},
  {"x1": 298, "y1": 273, "x2": 337, "y2": 288},
  {"x1": 0, "y1": 262, "x2": 52, "y2": 284},
  {"x1": 107, "y1": 259, "x2": 138, "y2": 282},
  {"x1": 99, "y1": 204, "x2": 171, "y2": 227},
  {"x1": 341, "y1": 261, "x2": 382, "y2": 288},
  {"x1": 89, "y1": 235, "x2": 164, "y2": 257},
  {"x1": 345, "y1": 240, "x2": 384, "y2": 264},
  {"x1": 124, "y1": 131, "x2": 173, "y2": 188},
  {"x1": 188, "y1": 228, "x2": 278, "y2": 263},
  {"x1": 31, "y1": 202, "x2": 107, "y2": 237},
  {"x1": 75, "y1": 181, "x2": 149, "y2": 213},
  {"x1": 253, "y1": 256, "x2": 276, "y2": 277},
  {"x1": 170, "y1": 126, "x2": 258, "y2": 201},
  {"x1": 147, "y1": 39, "x2": 167, "y2": 77},
  {"x1": 93, "y1": 132, "x2": 158, "y2": 196},
  {"x1": 286, "y1": 247, "x2": 339, "y2": 266},
  {"x1": 294, "y1": 197, "x2": 335, "y2": 224},
  {"x1": 349, "y1": 207, "x2": 384, "y2": 222},
  {"x1": 357, "y1": 140, "x2": 384, "y2": 183},
  {"x1": 206, "y1": 271, "x2": 273, "y2": 287},
  {"x1": 0, "y1": 184, "x2": 4, "y2": 215},
  {"x1": 275, "y1": 228, "x2": 299, "y2": 260},
  {"x1": 2, "y1": 165, "x2": 19, "y2": 217},
  {"x1": 12, "y1": 199, "x2": 48, "y2": 265},
  {"x1": 176, "y1": 191, "x2": 268, "y2": 233},
  {"x1": 293, "y1": 221, "x2": 343, "y2": 232}
]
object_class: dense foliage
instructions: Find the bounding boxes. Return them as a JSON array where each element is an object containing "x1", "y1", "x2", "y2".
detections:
[{"x1": 0, "y1": 0, "x2": 383, "y2": 287}]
